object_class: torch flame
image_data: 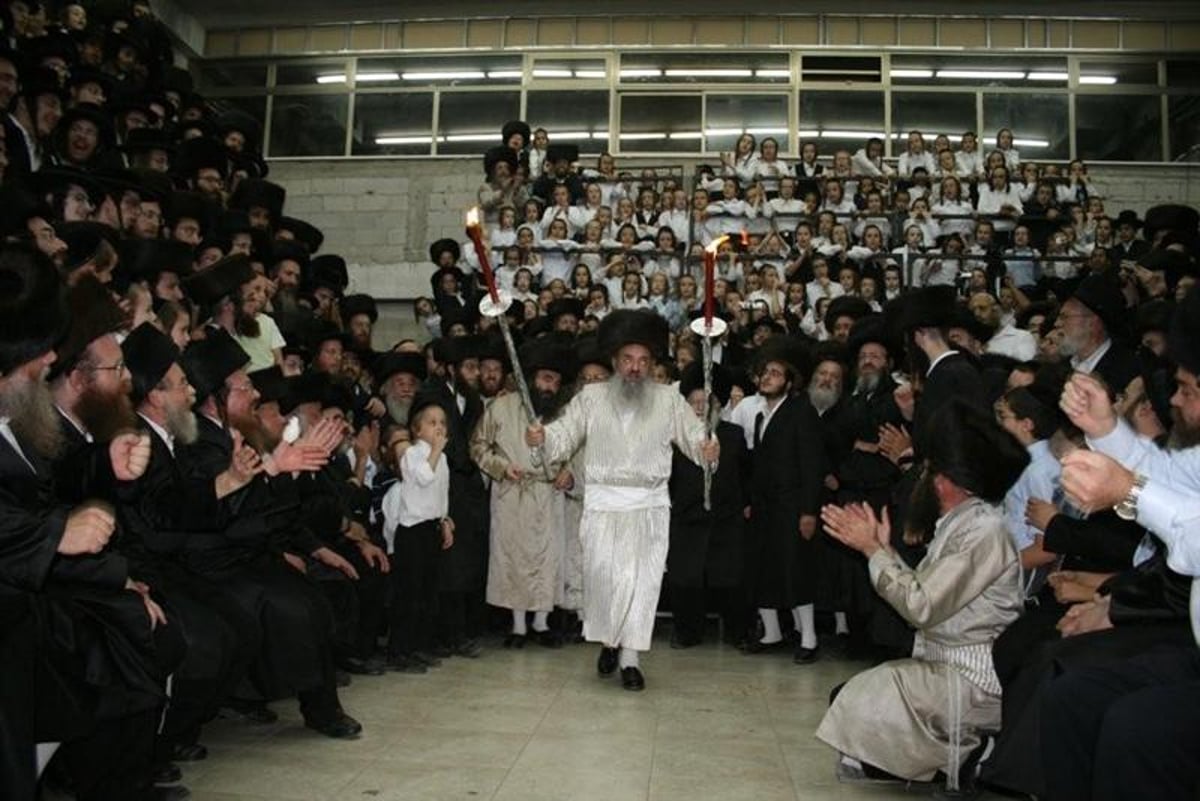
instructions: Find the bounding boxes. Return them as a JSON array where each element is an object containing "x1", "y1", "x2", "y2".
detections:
[
  {"x1": 740, "y1": 229, "x2": 750, "y2": 248},
  {"x1": 705, "y1": 235, "x2": 730, "y2": 255},
  {"x1": 466, "y1": 207, "x2": 480, "y2": 228}
]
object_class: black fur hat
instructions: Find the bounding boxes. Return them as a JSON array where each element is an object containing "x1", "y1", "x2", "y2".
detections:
[
  {"x1": 181, "y1": 329, "x2": 251, "y2": 404},
  {"x1": 122, "y1": 322, "x2": 180, "y2": 404},
  {"x1": 678, "y1": 361, "x2": 733, "y2": 406},
  {"x1": 923, "y1": 398, "x2": 1030, "y2": 503},
  {"x1": 1168, "y1": 285, "x2": 1200, "y2": 377},
  {"x1": 597, "y1": 309, "x2": 669, "y2": 362},
  {"x1": 0, "y1": 245, "x2": 67, "y2": 375}
]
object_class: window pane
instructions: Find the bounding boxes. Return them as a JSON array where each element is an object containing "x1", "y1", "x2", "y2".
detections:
[
  {"x1": 1076, "y1": 94, "x2": 1161, "y2": 161},
  {"x1": 1078, "y1": 60, "x2": 1158, "y2": 88},
  {"x1": 802, "y1": 55, "x2": 880, "y2": 83},
  {"x1": 890, "y1": 91, "x2": 976, "y2": 145},
  {"x1": 276, "y1": 61, "x2": 350, "y2": 87},
  {"x1": 437, "y1": 91, "x2": 520, "y2": 155},
  {"x1": 618, "y1": 94, "x2": 701, "y2": 153},
  {"x1": 357, "y1": 55, "x2": 521, "y2": 87},
  {"x1": 891, "y1": 55, "x2": 1065, "y2": 88},
  {"x1": 269, "y1": 94, "x2": 348, "y2": 157},
  {"x1": 1167, "y1": 61, "x2": 1200, "y2": 89},
  {"x1": 704, "y1": 94, "x2": 788, "y2": 153},
  {"x1": 351, "y1": 93, "x2": 434, "y2": 156},
  {"x1": 982, "y1": 93, "x2": 1069, "y2": 160},
  {"x1": 620, "y1": 53, "x2": 788, "y2": 84},
  {"x1": 1169, "y1": 95, "x2": 1200, "y2": 160},
  {"x1": 798, "y1": 90, "x2": 884, "y2": 157},
  {"x1": 531, "y1": 58, "x2": 607, "y2": 81},
  {"x1": 526, "y1": 90, "x2": 609, "y2": 154},
  {"x1": 196, "y1": 62, "x2": 266, "y2": 90}
]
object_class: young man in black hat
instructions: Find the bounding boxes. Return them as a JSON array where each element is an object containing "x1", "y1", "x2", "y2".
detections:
[
  {"x1": 525, "y1": 310, "x2": 719, "y2": 690},
  {"x1": 531, "y1": 143, "x2": 583, "y2": 206},
  {"x1": 478, "y1": 145, "x2": 525, "y2": 221},
  {"x1": 742, "y1": 337, "x2": 827, "y2": 664},
  {"x1": 471, "y1": 339, "x2": 574, "y2": 648},
  {"x1": 667, "y1": 362, "x2": 749, "y2": 649}
]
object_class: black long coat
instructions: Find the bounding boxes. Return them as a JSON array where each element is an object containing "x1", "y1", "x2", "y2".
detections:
[
  {"x1": 747, "y1": 394, "x2": 826, "y2": 608},
  {"x1": 667, "y1": 421, "x2": 749, "y2": 589}
]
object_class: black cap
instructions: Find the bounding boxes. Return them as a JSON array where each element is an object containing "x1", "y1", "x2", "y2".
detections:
[
  {"x1": 180, "y1": 329, "x2": 251, "y2": 404},
  {"x1": 123, "y1": 322, "x2": 180, "y2": 403}
]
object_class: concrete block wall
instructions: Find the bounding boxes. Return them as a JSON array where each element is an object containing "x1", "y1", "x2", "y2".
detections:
[{"x1": 266, "y1": 157, "x2": 1200, "y2": 347}]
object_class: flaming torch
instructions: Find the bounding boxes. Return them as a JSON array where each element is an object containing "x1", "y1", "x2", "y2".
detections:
[{"x1": 691, "y1": 235, "x2": 730, "y2": 510}]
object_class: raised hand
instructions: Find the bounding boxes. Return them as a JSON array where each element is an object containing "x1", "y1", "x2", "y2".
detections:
[
  {"x1": 60, "y1": 504, "x2": 115, "y2": 555},
  {"x1": 820, "y1": 502, "x2": 890, "y2": 557},
  {"x1": 299, "y1": 417, "x2": 344, "y2": 456},
  {"x1": 878, "y1": 424, "x2": 912, "y2": 465},
  {"x1": 353, "y1": 421, "x2": 380, "y2": 459},
  {"x1": 1060, "y1": 372, "x2": 1117, "y2": 438},
  {"x1": 1060, "y1": 449, "x2": 1135, "y2": 515},
  {"x1": 110, "y1": 432, "x2": 152, "y2": 481},
  {"x1": 228, "y1": 430, "x2": 264, "y2": 485}
]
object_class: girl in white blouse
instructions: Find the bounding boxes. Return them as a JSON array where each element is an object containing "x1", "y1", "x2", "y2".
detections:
[
  {"x1": 898, "y1": 130, "x2": 937, "y2": 178},
  {"x1": 932, "y1": 176, "x2": 976, "y2": 242},
  {"x1": 954, "y1": 131, "x2": 985, "y2": 180},
  {"x1": 754, "y1": 137, "x2": 792, "y2": 196},
  {"x1": 977, "y1": 165, "x2": 1024, "y2": 238},
  {"x1": 994, "y1": 127, "x2": 1021, "y2": 172},
  {"x1": 721, "y1": 133, "x2": 761, "y2": 187}
]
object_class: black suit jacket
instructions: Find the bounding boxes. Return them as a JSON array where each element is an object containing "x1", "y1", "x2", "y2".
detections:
[
  {"x1": 1091, "y1": 342, "x2": 1141, "y2": 399},
  {"x1": 914, "y1": 352, "x2": 986, "y2": 447},
  {"x1": 750, "y1": 394, "x2": 826, "y2": 520}
]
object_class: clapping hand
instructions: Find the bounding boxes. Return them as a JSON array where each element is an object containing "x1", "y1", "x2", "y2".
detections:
[
  {"x1": 110, "y1": 432, "x2": 152, "y2": 481},
  {"x1": 229, "y1": 430, "x2": 264, "y2": 485},
  {"x1": 821, "y1": 502, "x2": 891, "y2": 557},
  {"x1": 878, "y1": 424, "x2": 913, "y2": 465}
]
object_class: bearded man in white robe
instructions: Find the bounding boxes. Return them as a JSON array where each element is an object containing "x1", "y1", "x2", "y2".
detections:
[
  {"x1": 526, "y1": 310, "x2": 719, "y2": 691},
  {"x1": 817, "y1": 399, "x2": 1028, "y2": 793}
]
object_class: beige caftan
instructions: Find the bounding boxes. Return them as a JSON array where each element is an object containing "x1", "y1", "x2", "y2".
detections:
[
  {"x1": 470, "y1": 393, "x2": 566, "y2": 612},
  {"x1": 816, "y1": 497, "x2": 1023, "y2": 782},
  {"x1": 540, "y1": 381, "x2": 707, "y2": 651}
]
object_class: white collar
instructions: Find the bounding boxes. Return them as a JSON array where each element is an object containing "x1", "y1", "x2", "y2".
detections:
[
  {"x1": 0, "y1": 417, "x2": 35, "y2": 473},
  {"x1": 1071, "y1": 337, "x2": 1112, "y2": 374},
  {"x1": 139, "y1": 413, "x2": 175, "y2": 457},
  {"x1": 926, "y1": 349, "x2": 960, "y2": 377},
  {"x1": 55, "y1": 405, "x2": 93, "y2": 443}
]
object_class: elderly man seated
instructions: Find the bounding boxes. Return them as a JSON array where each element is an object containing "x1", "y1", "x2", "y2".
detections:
[{"x1": 816, "y1": 399, "x2": 1029, "y2": 792}]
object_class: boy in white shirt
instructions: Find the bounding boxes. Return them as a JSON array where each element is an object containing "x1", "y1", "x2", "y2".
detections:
[{"x1": 382, "y1": 399, "x2": 455, "y2": 673}]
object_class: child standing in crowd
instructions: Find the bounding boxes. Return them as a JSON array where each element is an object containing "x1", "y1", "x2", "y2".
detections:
[{"x1": 382, "y1": 400, "x2": 456, "y2": 673}]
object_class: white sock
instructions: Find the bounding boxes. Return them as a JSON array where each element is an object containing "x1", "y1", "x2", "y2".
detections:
[
  {"x1": 618, "y1": 647, "x2": 640, "y2": 669},
  {"x1": 532, "y1": 611, "x2": 550, "y2": 632},
  {"x1": 796, "y1": 604, "x2": 817, "y2": 649},
  {"x1": 758, "y1": 609, "x2": 782, "y2": 644},
  {"x1": 511, "y1": 609, "x2": 527, "y2": 635},
  {"x1": 835, "y1": 611, "x2": 849, "y2": 635}
]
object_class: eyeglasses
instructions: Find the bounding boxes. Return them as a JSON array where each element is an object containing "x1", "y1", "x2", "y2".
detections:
[
  {"x1": 227, "y1": 383, "x2": 255, "y2": 393},
  {"x1": 87, "y1": 361, "x2": 127, "y2": 373}
]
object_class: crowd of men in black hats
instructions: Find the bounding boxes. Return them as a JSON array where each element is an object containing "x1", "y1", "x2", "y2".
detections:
[{"x1": 3, "y1": 2, "x2": 1200, "y2": 797}]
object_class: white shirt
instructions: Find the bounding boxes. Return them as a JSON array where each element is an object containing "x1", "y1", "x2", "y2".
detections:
[
  {"x1": 140, "y1": 413, "x2": 175, "y2": 457},
  {"x1": 382, "y1": 439, "x2": 449, "y2": 541},
  {"x1": 728, "y1": 393, "x2": 768, "y2": 450},
  {"x1": 1070, "y1": 337, "x2": 1112, "y2": 375},
  {"x1": 55, "y1": 405, "x2": 93, "y2": 443},
  {"x1": 0, "y1": 417, "x2": 35, "y2": 473},
  {"x1": 1003, "y1": 440, "x2": 1061, "y2": 553}
]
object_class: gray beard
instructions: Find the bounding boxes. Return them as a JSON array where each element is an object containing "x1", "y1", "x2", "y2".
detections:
[
  {"x1": 386, "y1": 396, "x2": 412, "y2": 425},
  {"x1": 1057, "y1": 331, "x2": 1088, "y2": 359},
  {"x1": 1, "y1": 374, "x2": 65, "y2": 460},
  {"x1": 606, "y1": 373, "x2": 651, "y2": 417},
  {"x1": 808, "y1": 384, "x2": 840, "y2": 415},
  {"x1": 855, "y1": 371, "x2": 881, "y2": 395},
  {"x1": 165, "y1": 403, "x2": 199, "y2": 445}
]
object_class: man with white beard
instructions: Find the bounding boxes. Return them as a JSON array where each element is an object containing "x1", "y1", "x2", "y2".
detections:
[
  {"x1": 375, "y1": 352, "x2": 426, "y2": 428},
  {"x1": 525, "y1": 310, "x2": 719, "y2": 691},
  {"x1": 1051, "y1": 274, "x2": 1140, "y2": 396},
  {"x1": 808, "y1": 347, "x2": 847, "y2": 419}
]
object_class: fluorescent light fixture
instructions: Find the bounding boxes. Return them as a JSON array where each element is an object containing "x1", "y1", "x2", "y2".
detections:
[
  {"x1": 704, "y1": 128, "x2": 743, "y2": 137},
  {"x1": 891, "y1": 69, "x2": 934, "y2": 79},
  {"x1": 798, "y1": 129, "x2": 820, "y2": 138},
  {"x1": 620, "y1": 68, "x2": 663, "y2": 78},
  {"x1": 664, "y1": 68, "x2": 753, "y2": 78},
  {"x1": 355, "y1": 71, "x2": 400, "y2": 82},
  {"x1": 591, "y1": 132, "x2": 610, "y2": 139},
  {"x1": 1013, "y1": 138, "x2": 1050, "y2": 148},
  {"x1": 316, "y1": 74, "x2": 348, "y2": 84},
  {"x1": 549, "y1": 131, "x2": 594, "y2": 140},
  {"x1": 532, "y1": 68, "x2": 573, "y2": 78},
  {"x1": 1080, "y1": 75, "x2": 1117, "y2": 85},
  {"x1": 401, "y1": 71, "x2": 486, "y2": 81},
  {"x1": 1027, "y1": 72, "x2": 1069, "y2": 81},
  {"x1": 668, "y1": 131, "x2": 704, "y2": 140},
  {"x1": 746, "y1": 127, "x2": 789, "y2": 136},
  {"x1": 374, "y1": 135, "x2": 433, "y2": 145},
  {"x1": 444, "y1": 133, "x2": 498, "y2": 142},
  {"x1": 619, "y1": 132, "x2": 666, "y2": 140},
  {"x1": 755, "y1": 69, "x2": 791, "y2": 78},
  {"x1": 890, "y1": 132, "x2": 963, "y2": 142},
  {"x1": 486, "y1": 70, "x2": 522, "y2": 79},
  {"x1": 821, "y1": 130, "x2": 886, "y2": 139},
  {"x1": 936, "y1": 69, "x2": 1026, "y2": 80},
  {"x1": 574, "y1": 69, "x2": 607, "y2": 79}
]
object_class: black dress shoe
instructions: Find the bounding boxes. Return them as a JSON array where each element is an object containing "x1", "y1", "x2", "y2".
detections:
[
  {"x1": 597, "y1": 646, "x2": 619, "y2": 676},
  {"x1": 620, "y1": 666, "x2": 645, "y2": 691},
  {"x1": 168, "y1": 743, "x2": 207, "y2": 763},
  {"x1": 142, "y1": 785, "x2": 192, "y2": 801},
  {"x1": 741, "y1": 638, "x2": 787, "y2": 654},
  {"x1": 503, "y1": 633, "x2": 527, "y2": 649},
  {"x1": 670, "y1": 631, "x2": 701, "y2": 649},
  {"x1": 339, "y1": 656, "x2": 386, "y2": 676},
  {"x1": 412, "y1": 650, "x2": 442, "y2": 667},
  {"x1": 385, "y1": 654, "x2": 428, "y2": 674},
  {"x1": 218, "y1": 699, "x2": 278, "y2": 724},
  {"x1": 533, "y1": 629, "x2": 562, "y2": 648},
  {"x1": 305, "y1": 712, "x2": 363, "y2": 739},
  {"x1": 793, "y1": 645, "x2": 820, "y2": 664},
  {"x1": 430, "y1": 643, "x2": 454, "y2": 658},
  {"x1": 151, "y1": 762, "x2": 182, "y2": 785},
  {"x1": 453, "y1": 638, "x2": 483, "y2": 658}
]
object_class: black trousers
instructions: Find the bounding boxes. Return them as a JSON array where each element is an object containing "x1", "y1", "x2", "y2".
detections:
[
  {"x1": 669, "y1": 583, "x2": 746, "y2": 643},
  {"x1": 1040, "y1": 645, "x2": 1200, "y2": 801},
  {"x1": 0, "y1": 605, "x2": 36, "y2": 801},
  {"x1": 389, "y1": 520, "x2": 441, "y2": 656}
]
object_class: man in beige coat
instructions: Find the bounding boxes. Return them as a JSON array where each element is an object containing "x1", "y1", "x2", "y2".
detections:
[
  {"x1": 471, "y1": 341, "x2": 574, "y2": 647},
  {"x1": 817, "y1": 399, "x2": 1029, "y2": 793}
]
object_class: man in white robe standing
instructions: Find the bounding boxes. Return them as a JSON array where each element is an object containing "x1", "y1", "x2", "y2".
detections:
[{"x1": 526, "y1": 310, "x2": 719, "y2": 691}]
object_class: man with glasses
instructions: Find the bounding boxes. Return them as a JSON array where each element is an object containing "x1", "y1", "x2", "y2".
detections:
[{"x1": 1054, "y1": 274, "x2": 1140, "y2": 399}]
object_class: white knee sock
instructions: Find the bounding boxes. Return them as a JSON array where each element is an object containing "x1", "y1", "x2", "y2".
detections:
[
  {"x1": 794, "y1": 604, "x2": 817, "y2": 649},
  {"x1": 758, "y1": 608, "x2": 782, "y2": 644},
  {"x1": 618, "y1": 647, "x2": 640, "y2": 669},
  {"x1": 532, "y1": 611, "x2": 550, "y2": 632},
  {"x1": 511, "y1": 609, "x2": 527, "y2": 635},
  {"x1": 835, "y1": 611, "x2": 849, "y2": 635}
]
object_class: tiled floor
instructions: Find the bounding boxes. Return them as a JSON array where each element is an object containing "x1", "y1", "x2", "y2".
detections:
[{"x1": 180, "y1": 634, "x2": 998, "y2": 801}]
